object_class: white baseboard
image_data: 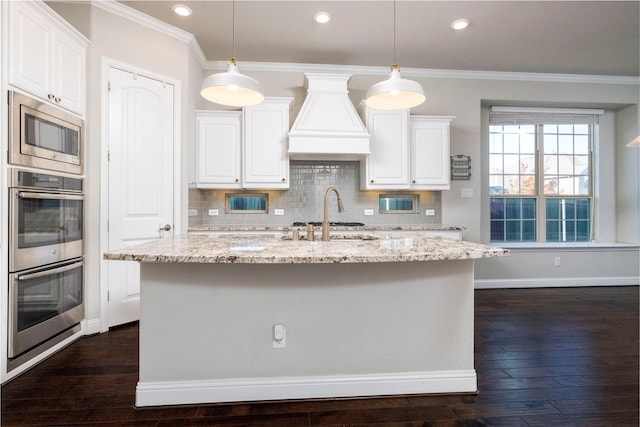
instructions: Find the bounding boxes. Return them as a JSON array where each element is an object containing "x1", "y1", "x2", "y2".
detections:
[
  {"x1": 475, "y1": 276, "x2": 639, "y2": 289},
  {"x1": 81, "y1": 318, "x2": 102, "y2": 336},
  {"x1": 135, "y1": 370, "x2": 477, "y2": 407}
]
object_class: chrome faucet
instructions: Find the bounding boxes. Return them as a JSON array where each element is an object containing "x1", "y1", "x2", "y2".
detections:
[{"x1": 322, "y1": 186, "x2": 345, "y2": 241}]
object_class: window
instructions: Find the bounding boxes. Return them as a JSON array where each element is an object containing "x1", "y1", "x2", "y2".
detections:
[{"x1": 488, "y1": 107, "x2": 602, "y2": 243}]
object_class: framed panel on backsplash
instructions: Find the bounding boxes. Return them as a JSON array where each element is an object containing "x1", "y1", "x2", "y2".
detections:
[
  {"x1": 225, "y1": 193, "x2": 269, "y2": 214},
  {"x1": 379, "y1": 194, "x2": 419, "y2": 214}
]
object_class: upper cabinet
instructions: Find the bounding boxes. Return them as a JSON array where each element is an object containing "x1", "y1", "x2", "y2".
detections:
[
  {"x1": 360, "y1": 104, "x2": 454, "y2": 191},
  {"x1": 196, "y1": 111, "x2": 243, "y2": 189},
  {"x1": 360, "y1": 107, "x2": 410, "y2": 190},
  {"x1": 196, "y1": 97, "x2": 293, "y2": 190},
  {"x1": 243, "y1": 98, "x2": 292, "y2": 189},
  {"x1": 8, "y1": 1, "x2": 87, "y2": 115},
  {"x1": 410, "y1": 116, "x2": 454, "y2": 190}
]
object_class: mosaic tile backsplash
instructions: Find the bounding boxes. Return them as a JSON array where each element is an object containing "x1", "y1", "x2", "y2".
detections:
[{"x1": 189, "y1": 161, "x2": 442, "y2": 227}]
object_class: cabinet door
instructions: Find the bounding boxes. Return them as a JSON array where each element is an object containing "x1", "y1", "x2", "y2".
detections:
[
  {"x1": 52, "y1": 30, "x2": 86, "y2": 114},
  {"x1": 243, "y1": 98, "x2": 292, "y2": 189},
  {"x1": 410, "y1": 117, "x2": 453, "y2": 190},
  {"x1": 362, "y1": 108, "x2": 410, "y2": 189},
  {"x1": 8, "y1": 1, "x2": 86, "y2": 115},
  {"x1": 196, "y1": 111, "x2": 242, "y2": 188},
  {"x1": 8, "y1": 1, "x2": 53, "y2": 97}
]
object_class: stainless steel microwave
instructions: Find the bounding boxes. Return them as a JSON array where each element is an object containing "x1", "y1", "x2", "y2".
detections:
[{"x1": 9, "y1": 91, "x2": 84, "y2": 175}]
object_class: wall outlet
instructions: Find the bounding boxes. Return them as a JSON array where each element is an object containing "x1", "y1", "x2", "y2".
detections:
[
  {"x1": 554, "y1": 256, "x2": 562, "y2": 267},
  {"x1": 461, "y1": 188, "x2": 474, "y2": 198},
  {"x1": 208, "y1": 209, "x2": 219, "y2": 216},
  {"x1": 272, "y1": 324, "x2": 286, "y2": 349},
  {"x1": 274, "y1": 209, "x2": 284, "y2": 216},
  {"x1": 188, "y1": 209, "x2": 198, "y2": 217},
  {"x1": 425, "y1": 209, "x2": 436, "y2": 216},
  {"x1": 364, "y1": 209, "x2": 374, "y2": 216}
]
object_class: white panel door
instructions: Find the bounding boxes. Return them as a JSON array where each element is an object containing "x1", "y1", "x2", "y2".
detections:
[{"x1": 107, "y1": 67, "x2": 174, "y2": 327}]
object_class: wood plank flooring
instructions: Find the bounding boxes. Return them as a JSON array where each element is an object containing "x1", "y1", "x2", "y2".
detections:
[{"x1": 2, "y1": 286, "x2": 638, "y2": 426}]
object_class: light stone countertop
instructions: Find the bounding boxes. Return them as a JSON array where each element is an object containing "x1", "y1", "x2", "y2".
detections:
[
  {"x1": 104, "y1": 233, "x2": 508, "y2": 264},
  {"x1": 188, "y1": 224, "x2": 464, "y2": 232}
]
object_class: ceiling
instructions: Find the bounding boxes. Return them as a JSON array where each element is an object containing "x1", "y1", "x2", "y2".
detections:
[{"x1": 117, "y1": 1, "x2": 639, "y2": 77}]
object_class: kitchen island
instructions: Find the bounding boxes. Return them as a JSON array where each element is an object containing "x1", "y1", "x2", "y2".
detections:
[{"x1": 104, "y1": 233, "x2": 507, "y2": 407}]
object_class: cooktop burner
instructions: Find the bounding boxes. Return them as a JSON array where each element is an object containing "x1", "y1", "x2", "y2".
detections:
[{"x1": 292, "y1": 221, "x2": 365, "y2": 227}]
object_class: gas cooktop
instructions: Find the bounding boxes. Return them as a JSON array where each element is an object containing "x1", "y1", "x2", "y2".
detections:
[{"x1": 292, "y1": 222, "x2": 365, "y2": 227}]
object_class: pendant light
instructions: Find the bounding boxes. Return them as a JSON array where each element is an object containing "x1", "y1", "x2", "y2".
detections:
[
  {"x1": 365, "y1": 1, "x2": 425, "y2": 110},
  {"x1": 200, "y1": 1, "x2": 264, "y2": 107}
]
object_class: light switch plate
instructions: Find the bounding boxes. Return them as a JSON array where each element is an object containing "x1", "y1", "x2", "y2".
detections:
[
  {"x1": 364, "y1": 209, "x2": 374, "y2": 216},
  {"x1": 208, "y1": 209, "x2": 219, "y2": 216},
  {"x1": 188, "y1": 209, "x2": 198, "y2": 216},
  {"x1": 425, "y1": 209, "x2": 436, "y2": 216},
  {"x1": 274, "y1": 209, "x2": 284, "y2": 216}
]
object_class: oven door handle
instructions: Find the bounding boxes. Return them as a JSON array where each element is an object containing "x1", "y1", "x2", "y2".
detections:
[
  {"x1": 18, "y1": 191, "x2": 83, "y2": 200},
  {"x1": 17, "y1": 260, "x2": 84, "y2": 281}
]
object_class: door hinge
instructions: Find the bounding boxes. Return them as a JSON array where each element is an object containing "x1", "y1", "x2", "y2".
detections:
[
  {"x1": 107, "y1": 290, "x2": 110, "y2": 302},
  {"x1": 106, "y1": 220, "x2": 109, "y2": 232},
  {"x1": 107, "y1": 80, "x2": 111, "y2": 92},
  {"x1": 107, "y1": 150, "x2": 111, "y2": 161}
]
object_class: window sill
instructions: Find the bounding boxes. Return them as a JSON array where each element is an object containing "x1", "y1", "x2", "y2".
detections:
[{"x1": 491, "y1": 241, "x2": 639, "y2": 251}]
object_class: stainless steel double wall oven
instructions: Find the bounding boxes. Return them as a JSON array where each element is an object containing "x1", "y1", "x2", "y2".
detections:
[{"x1": 7, "y1": 91, "x2": 85, "y2": 370}]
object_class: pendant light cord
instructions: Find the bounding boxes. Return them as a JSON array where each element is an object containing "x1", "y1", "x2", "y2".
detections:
[
  {"x1": 232, "y1": 0, "x2": 236, "y2": 59},
  {"x1": 392, "y1": 0, "x2": 396, "y2": 65}
]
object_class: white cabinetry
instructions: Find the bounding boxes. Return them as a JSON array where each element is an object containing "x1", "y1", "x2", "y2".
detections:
[
  {"x1": 243, "y1": 97, "x2": 292, "y2": 189},
  {"x1": 196, "y1": 111, "x2": 242, "y2": 188},
  {"x1": 360, "y1": 107, "x2": 410, "y2": 190},
  {"x1": 410, "y1": 116, "x2": 454, "y2": 190},
  {"x1": 195, "y1": 97, "x2": 292, "y2": 190},
  {"x1": 361, "y1": 107, "x2": 453, "y2": 191},
  {"x1": 8, "y1": 1, "x2": 87, "y2": 115}
]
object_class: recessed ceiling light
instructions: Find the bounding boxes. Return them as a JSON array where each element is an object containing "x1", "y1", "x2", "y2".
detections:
[
  {"x1": 450, "y1": 18, "x2": 470, "y2": 30},
  {"x1": 313, "y1": 11, "x2": 331, "y2": 24},
  {"x1": 172, "y1": 4, "x2": 192, "y2": 17}
]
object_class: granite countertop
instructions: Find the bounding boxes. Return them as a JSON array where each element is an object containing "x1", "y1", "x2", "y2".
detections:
[
  {"x1": 188, "y1": 224, "x2": 464, "y2": 232},
  {"x1": 104, "y1": 233, "x2": 508, "y2": 264}
]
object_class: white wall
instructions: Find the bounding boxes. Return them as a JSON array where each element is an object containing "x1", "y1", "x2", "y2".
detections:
[{"x1": 616, "y1": 104, "x2": 640, "y2": 243}]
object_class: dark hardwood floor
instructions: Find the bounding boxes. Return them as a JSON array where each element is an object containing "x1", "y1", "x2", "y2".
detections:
[{"x1": 2, "y1": 286, "x2": 639, "y2": 426}]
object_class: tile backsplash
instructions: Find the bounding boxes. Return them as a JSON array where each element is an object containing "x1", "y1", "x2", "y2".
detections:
[{"x1": 189, "y1": 161, "x2": 442, "y2": 227}]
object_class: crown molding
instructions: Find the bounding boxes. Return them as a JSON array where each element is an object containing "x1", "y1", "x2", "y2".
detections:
[
  {"x1": 92, "y1": 0, "x2": 638, "y2": 87},
  {"x1": 204, "y1": 60, "x2": 639, "y2": 86}
]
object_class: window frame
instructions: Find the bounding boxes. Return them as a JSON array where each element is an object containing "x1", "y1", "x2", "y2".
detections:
[{"x1": 488, "y1": 107, "x2": 601, "y2": 243}]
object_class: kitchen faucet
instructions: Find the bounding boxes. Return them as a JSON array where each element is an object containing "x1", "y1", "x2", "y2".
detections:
[{"x1": 322, "y1": 186, "x2": 345, "y2": 241}]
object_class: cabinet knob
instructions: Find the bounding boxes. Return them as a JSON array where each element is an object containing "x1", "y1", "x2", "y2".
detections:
[
  {"x1": 370, "y1": 179, "x2": 374, "y2": 183},
  {"x1": 412, "y1": 180, "x2": 416, "y2": 184},
  {"x1": 281, "y1": 178, "x2": 286, "y2": 182},
  {"x1": 235, "y1": 178, "x2": 239, "y2": 182},
  {"x1": 48, "y1": 93, "x2": 55, "y2": 100},
  {"x1": 55, "y1": 96, "x2": 61, "y2": 103}
]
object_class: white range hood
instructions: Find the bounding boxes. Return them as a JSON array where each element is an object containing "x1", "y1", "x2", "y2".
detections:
[{"x1": 288, "y1": 73, "x2": 370, "y2": 160}]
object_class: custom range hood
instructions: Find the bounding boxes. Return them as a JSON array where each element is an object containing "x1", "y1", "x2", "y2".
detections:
[{"x1": 288, "y1": 73, "x2": 370, "y2": 160}]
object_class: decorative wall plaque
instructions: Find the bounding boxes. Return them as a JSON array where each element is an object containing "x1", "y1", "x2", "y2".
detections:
[{"x1": 450, "y1": 155, "x2": 471, "y2": 181}]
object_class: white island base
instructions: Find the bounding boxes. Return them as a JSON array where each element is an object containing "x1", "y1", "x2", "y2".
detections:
[{"x1": 135, "y1": 260, "x2": 476, "y2": 407}]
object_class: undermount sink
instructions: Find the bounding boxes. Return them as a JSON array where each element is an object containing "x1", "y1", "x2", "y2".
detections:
[
  {"x1": 329, "y1": 233, "x2": 379, "y2": 241},
  {"x1": 282, "y1": 233, "x2": 379, "y2": 242}
]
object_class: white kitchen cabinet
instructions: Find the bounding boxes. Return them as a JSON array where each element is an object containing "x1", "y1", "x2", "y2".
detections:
[
  {"x1": 360, "y1": 107, "x2": 410, "y2": 190},
  {"x1": 410, "y1": 116, "x2": 454, "y2": 190},
  {"x1": 8, "y1": 1, "x2": 87, "y2": 115},
  {"x1": 196, "y1": 111, "x2": 242, "y2": 188},
  {"x1": 243, "y1": 97, "x2": 292, "y2": 189}
]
